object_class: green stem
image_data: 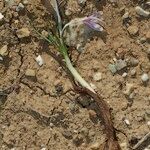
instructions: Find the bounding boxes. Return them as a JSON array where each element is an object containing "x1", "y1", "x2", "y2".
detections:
[{"x1": 61, "y1": 41, "x2": 95, "y2": 93}]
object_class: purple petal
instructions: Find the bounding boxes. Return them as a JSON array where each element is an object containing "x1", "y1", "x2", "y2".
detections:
[{"x1": 83, "y1": 18, "x2": 103, "y2": 31}]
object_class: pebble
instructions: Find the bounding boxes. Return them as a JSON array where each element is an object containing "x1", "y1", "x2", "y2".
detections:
[
  {"x1": 16, "y1": 3, "x2": 25, "y2": 12},
  {"x1": 109, "y1": 64, "x2": 117, "y2": 74},
  {"x1": 135, "y1": 6, "x2": 150, "y2": 17},
  {"x1": 122, "y1": 72, "x2": 127, "y2": 78},
  {"x1": 0, "y1": 13, "x2": 4, "y2": 20},
  {"x1": 115, "y1": 59, "x2": 127, "y2": 71},
  {"x1": 90, "y1": 142, "x2": 101, "y2": 150},
  {"x1": 16, "y1": 28, "x2": 30, "y2": 38},
  {"x1": 78, "y1": 0, "x2": 86, "y2": 5},
  {"x1": 147, "y1": 121, "x2": 150, "y2": 126},
  {"x1": 124, "y1": 118, "x2": 130, "y2": 125},
  {"x1": 122, "y1": 12, "x2": 129, "y2": 20},
  {"x1": 36, "y1": 55, "x2": 44, "y2": 66},
  {"x1": 141, "y1": 73, "x2": 149, "y2": 82},
  {"x1": 41, "y1": 148, "x2": 46, "y2": 150},
  {"x1": 120, "y1": 142, "x2": 128, "y2": 149},
  {"x1": 41, "y1": 30, "x2": 49, "y2": 37},
  {"x1": 23, "y1": 0, "x2": 28, "y2": 5},
  {"x1": 0, "y1": 56, "x2": 3, "y2": 61},
  {"x1": 130, "y1": 69, "x2": 136, "y2": 77},
  {"x1": 93, "y1": 72, "x2": 102, "y2": 81},
  {"x1": 0, "y1": 45, "x2": 8, "y2": 56},
  {"x1": 123, "y1": 83, "x2": 135, "y2": 96},
  {"x1": 25, "y1": 69, "x2": 36, "y2": 77},
  {"x1": 127, "y1": 25, "x2": 139, "y2": 36},
  {"x1": 129, "y1": 57, "x2": 139, "y2": 67}
]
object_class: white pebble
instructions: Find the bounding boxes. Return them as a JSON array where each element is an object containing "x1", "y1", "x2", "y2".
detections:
[
  {"x1": 123, "y1": 83, "x2": 135, "y2": 96},
  {"x1": 0, "y1": 56, "x2": 3, "y2": 61},
  {"x1": 122, "y1": 72, "x2": 127, "y2": 78},
  {"x1": 147, "y1": 121, "x2": 150, "y2": 126},
  {"x1": 122, "y1": 12, "x2": 129, "y2": 19},
  {"x1": 141, "y1": 73, "x2": 149, "y2": 82},
  {"x1": 0, "y1": 13, "x2": 4, "y2": 20},
  {"x1": 93, "y1": 72, "x2": 102, "y2": 81},
  {"x1": 124, "y1": 119, "x2": 130, "y2": 125},
  {"x1": 135, "y1": 6, "x2": 150, "y2": 17},
  {"x1": 36, "y1": 55, "x2": 44, "y2": 66}
]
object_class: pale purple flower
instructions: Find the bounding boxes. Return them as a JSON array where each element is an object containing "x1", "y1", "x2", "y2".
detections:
[{"x1": 82, "y1": 13, "x2": 104, "y2": 31}]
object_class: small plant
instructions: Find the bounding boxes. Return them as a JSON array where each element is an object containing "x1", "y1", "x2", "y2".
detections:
[
  {"x1": 36, "y1": 0, "x2": 121, "y2": 149},
  {"x1": 38, "y1": 1, "x2": 104, "y2": 93}
]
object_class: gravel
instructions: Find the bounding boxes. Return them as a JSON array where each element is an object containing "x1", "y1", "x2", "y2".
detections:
[{"x1": 141, "y1": 73, "x2": 149, "y2": 82}]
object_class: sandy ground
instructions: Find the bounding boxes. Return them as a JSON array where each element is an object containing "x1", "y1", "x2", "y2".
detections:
[{"x1": 0, "y1": 0, "x2": 150, "y2": 150}]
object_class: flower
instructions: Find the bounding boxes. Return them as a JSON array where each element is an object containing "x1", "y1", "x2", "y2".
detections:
[
  {"x1": 82, "y1": 12, "x2": 104, "y2": 31},
  {"x1": 61, "y1": 12, "x2": 104, "y2": 37}
]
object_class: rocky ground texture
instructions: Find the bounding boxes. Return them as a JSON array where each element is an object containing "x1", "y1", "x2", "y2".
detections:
[{"x1": 0, "y1": 0, "x2": 150, "y2": 150}]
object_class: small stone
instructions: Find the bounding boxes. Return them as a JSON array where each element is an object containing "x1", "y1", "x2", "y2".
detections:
[
  {"x1": 90, "y1": 142, "x2": 101, "y2": 150},
  {"x1": 127, "y1": 26, "x2": 139, "y2": 36},
  {"x1": 146, "y1": 31, "x2": 150, "y2": 42},
  {"x1": 25, "y1": 69, "x2": 36, "y2": 77},
  {"x1": 120, "y1": 142, "x2": 128, "y2": 149},
  {"x1": 124, "y1": 118, "x2": 130, "y2": 125},
  {"x1": 115, "y1": 59, "x2": 127, "y2": 71},
  {"x1": 49, "y1": 123, "x2": 54, "y2": 127},
  {"x1": 129, "y1": 92, "x2": 135, "y2": 99},
  {"x1": 135, "y1": 6, "x2": 150, "y2": 17},
  {"x1": 0, "y1": 45, "x2": 8, "y2": 56},
  {"x1": 16, "y1": 3, "x2": 25, "y2": 12},
  {"x1": 129, "y1": 57, "x2": 139, "y2": 67},
  {"x1": 36, "y1": 55, "x2": 44, "y2": 66},
  {"x1": 23, "y1": 0, "x2": 28, "y2": 5},
  {"x1": 41, "y1": 148, "x2": 46, "y2": 150},
  {"x1": 139, "y1": 37, "x2": 146, "y2": 43},
  {"x1": 109, "y1": 64, "x2": 117, "y2": 74},
  {"x1": 123, "y1": 83, "x2": 135, "y2": 96},
  {"x1": 0, "y1": 56, "x2": 3, "y2": 61},
  {"x1": 141, "y1": 73, "x2": 149, "y2": 82},
  {"x1": 0, "y1": 13, "x2": 4, "y2": 20},
  {"x1": 147, "y1": 121, "x2": 150, "y2": 126},
  {"x1": 122, "y1": 12, "x2": 129, "y2": 20},
  {"x1": 78, "y1": 0, "x2": 86, "y2": 5},
  {"x1": 93, "y1": 72, "x2": 102, "y2": 81},
  {"x1": 130, "y1": 69, "x2": 136, "y2": 77},
  {"x1": 41, "y1": 30, "x2": 49, "y2": 37},
  {"x1": 16, "y1": 28, "x2": 30, "y2": 38},
  {"x1": 122, "y1": 72, "x2": 127, "y2": 78}
]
